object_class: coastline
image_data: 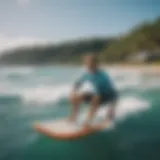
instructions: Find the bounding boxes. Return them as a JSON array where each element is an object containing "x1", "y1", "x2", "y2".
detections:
[
  {"x1": 106, "y1": 64, "x2": 160, "y2": 73},
  {"x1": 0, "y1": 63, "x2": 160, "y2": 73}
]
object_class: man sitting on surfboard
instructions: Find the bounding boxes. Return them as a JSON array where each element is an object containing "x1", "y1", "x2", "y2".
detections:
[{"x1": 69, "y1": 54, "x2": 118, "y2": 129}]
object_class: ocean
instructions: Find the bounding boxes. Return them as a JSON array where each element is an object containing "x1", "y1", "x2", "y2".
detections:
[{"x1": 0, "y1": 66, "x2": 160, "y2": 160}]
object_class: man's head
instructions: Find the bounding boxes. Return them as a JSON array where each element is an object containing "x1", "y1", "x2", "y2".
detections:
[{"x1": 83, "y1": 54, "x2": 99, "y2": 72}]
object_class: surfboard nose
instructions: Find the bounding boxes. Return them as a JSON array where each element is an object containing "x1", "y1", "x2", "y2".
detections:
[{"x1": 33, "y1": 119, "x2": 100, "y2": 140}]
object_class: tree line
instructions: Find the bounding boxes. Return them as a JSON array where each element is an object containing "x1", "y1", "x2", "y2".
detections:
[{"x1": 0, "y1": 17, "x2": 160, "y2": 65}]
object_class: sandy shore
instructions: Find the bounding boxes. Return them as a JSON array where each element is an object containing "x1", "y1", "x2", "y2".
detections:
[
  {"x1": 103, "y1": 64, "x2": 160, "y2": 74},
  {"x1": 0, "y1": 64, "x2": 160, "y2": 73}
]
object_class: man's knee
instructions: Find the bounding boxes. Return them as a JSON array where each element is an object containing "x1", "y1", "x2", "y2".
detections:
[
  {"x1": 69, "y1": 93, "x2": 83, "y2": 102},
  {"x1": 69, "y1": 93, "x2": 77, "y2": 102},
  {"x1": 91, "y1": 95, "x2": 101, "y2": 104}
]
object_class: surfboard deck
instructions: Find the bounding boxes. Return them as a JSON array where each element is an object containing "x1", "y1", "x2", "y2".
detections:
[{"x1": 33, "y1": 119, "x2": 107, "y2": 140}]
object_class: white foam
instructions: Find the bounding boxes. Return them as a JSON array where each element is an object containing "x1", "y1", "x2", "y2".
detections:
[
  {"x1": 0, "y1": 67, "x2": 159, "y2": 106},
  {"x1": 114, "y1": 73, "x2": 142, "y2": 90},
  {"x1": 78, "y1": 81, "x2": 97, "y2": 94},
  {"x1": 78, "y1": 97, "x2": 149, "y2": 125},
  {"x1": 21, "y1": 85, "x2": 71, "y2": 104},
  {"x1": 0, "y1": 67, "x2": 34, "y2": 76},
  {"x1": 140, "y1": 79, "x2": 160, "y2": 90},
  {"x1": 0, "y1": 77, "x2": 156, "y2": 106},
  {"x1": 115, "y1": 77, "x2": 140, "y2": 90},
  {"x1": 114, "y1": 97, "x2": 149, "y2": 119},
  {"x1": 0, "y1": 67, "x2": 153, "y2": 130},
  {"x1": 0, "y1": 81, "x2": 20, "y2": 96},
  {"x1": 19, "y1": 81, "x2": 148, "y2": 105}
]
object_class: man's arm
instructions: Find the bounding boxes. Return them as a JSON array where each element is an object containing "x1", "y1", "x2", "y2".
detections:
[
  {"x1": 68, "y1": 73, "x2": 86, "y2": 121},
  {"x1": 72, "y1": 72, "x2": 86, "y2": 93}
]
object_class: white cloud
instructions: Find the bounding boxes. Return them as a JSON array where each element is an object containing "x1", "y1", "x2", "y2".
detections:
[
  {"x1": 16, "y1": 0, "x2": 31, "y2": 7},
  {"x1": 0, "y1": 35, "x2": 50, "y2": 54}
]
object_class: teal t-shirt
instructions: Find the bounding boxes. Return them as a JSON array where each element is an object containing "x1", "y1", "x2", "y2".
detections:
[{"x1": 74, "y1": 69, "x2": 116, "y2": 96}]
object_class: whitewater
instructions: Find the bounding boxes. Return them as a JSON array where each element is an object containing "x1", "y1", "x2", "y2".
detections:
[{"x1": 1, "y1": 66, "x2": 160, "y2": 160}]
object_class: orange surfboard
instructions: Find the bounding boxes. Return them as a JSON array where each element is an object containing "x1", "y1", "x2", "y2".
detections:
[{"x1": 33, "y1": 119, "x2": 109, "y2": 140}]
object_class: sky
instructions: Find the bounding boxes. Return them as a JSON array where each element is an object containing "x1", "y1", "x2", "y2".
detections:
[{"x1": 0, "y1": 0, "x2": 160, "y2": 52}]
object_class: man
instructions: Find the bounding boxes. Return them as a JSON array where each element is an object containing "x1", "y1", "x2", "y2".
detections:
[{"x1": 69, "y1": 54, "x2": 118, "y2": 129}]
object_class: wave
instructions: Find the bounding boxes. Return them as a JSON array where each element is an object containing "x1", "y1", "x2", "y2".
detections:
[
  {"x1": 21, "y1": 85, "x2": 71, "y2": 104},
  {"x1": 0, "y1": 67, "x2": 159, "y2": 105},
  {"x1": 78, "y1": 96, "x2": 149, "y2": 126},
  {"x1": 0, "y1": 66, "x2": 34, "y2": 75},
  {"x1": 0, "y1": 79, "x2": 159, "y2": 105}
]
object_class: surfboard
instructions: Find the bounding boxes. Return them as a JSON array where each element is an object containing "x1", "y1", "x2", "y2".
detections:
[{"x1": 34, "y1": 119, "x2": 110, "y2": 140}]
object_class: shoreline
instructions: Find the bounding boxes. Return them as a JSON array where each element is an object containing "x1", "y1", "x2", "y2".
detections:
[
  {"x1": 103, "y1": 64, "x2": 160, "y2": 74},
  {"x1": 0, "y1": 64, "x2": 160, "y2": 73}
]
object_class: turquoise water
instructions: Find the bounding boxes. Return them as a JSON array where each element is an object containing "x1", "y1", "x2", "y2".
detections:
[{"x1": 1, "y1": 66, "x2": 160, "y2": 160}]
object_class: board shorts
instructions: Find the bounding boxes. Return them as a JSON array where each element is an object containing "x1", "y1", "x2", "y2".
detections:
[{"x1": 83, "y1": 92, "x2": 118, "y2": 105}]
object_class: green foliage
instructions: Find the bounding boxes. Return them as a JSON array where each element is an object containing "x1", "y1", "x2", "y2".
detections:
[
  {"x1": 0, "y1": 38, "x2": 112, "y2": 65},
  {"x1": 0, "y1": 17, "x2": 160, "y2": 65},
  {"x1": 101, "y1": 18, "x2": 160, "y2": 62}
]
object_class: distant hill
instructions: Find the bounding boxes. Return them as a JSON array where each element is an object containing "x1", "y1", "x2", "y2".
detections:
[
  {"x1": 0, "y1": 38, "x2": 113, "y2": 65},
  {"x1": 0, "y1": 17, "x2": 160, "y2": 65},
  {"x1": 100, "y1": 17, "x2": 160, "y2": 62}
]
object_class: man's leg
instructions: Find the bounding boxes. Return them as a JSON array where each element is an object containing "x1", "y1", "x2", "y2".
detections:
[
  {"x1": 107, "y1": 101, "x2": 117, "y2": 122},
  {"x1": 104, "y1": 92, "x2": 118, "y2": 124},
  {"x1": 94, "y1": 99, "x2": 117, "y2": 129},
  {"x1": 68, "y1": 93, "x2": 84, "y2": 121},
  {"x1": 101, "y1": 100, "x2": 117, "y2": 128},
  {"x1": 84, "y1": 95, "x2": 101, "y2": 128}
]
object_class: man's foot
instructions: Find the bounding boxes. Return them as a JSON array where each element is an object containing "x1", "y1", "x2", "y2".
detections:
[
  {"x1": 93, "y1": 121, "x2": 109, "y2": 130},
  {"x1": 83, "y1": 124, "x2": 90, "y2": 130},
  {"x1": 67, "y1": 116, "x2": 76, "y2": 122},
  {"x1": 83, "y1": 122, "x2": 94, "y2": 131}
]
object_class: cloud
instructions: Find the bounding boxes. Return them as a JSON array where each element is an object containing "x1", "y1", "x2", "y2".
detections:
[
  {"x1": 16, "y1": 0, "x2": 31, "y2": 7},
  {"x1": 0, "y1": 35, "x2": 50, "y2": 54}
]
